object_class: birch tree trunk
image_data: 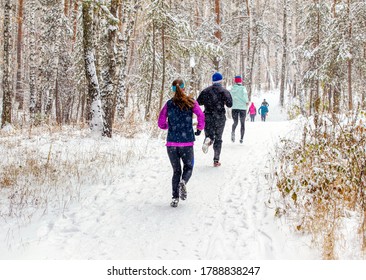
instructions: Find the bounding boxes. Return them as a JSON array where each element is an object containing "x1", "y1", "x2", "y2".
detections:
[
  {"x1": 245, "y1": 0, "x2": 254, "y2": 98},
  {"x1": 333, "y1": 82, "x2": 341, "y2": 121},
  {"x1": 82, "y1": 1, "x2": 105, "y2": 135},
  {"x1": 279, "y1": 0, "x2": 288, "y2": 107},
  {"x1": 240, "y1": 34, "x2": 245, "y2": 82},
  {"x1": 1, "y1": 0, "x2": 12, "y2": 128},
  {"x1": 15, "y1": 0, "x2": 24, "y2": 110},
  {"x1": 101, "y1": 0, "x2": 119, "y2": 138},
  {"x1": 245, "y1": 0, "x2": 251, "y2": 87},
  {"x1": 45, "y1": 3, "x2": 62, "y2": 118},
  {"x1": 257, "y1": 45, "x2": 262, "y2": 92},
  {"x1": 159, "y1": 25, "x2": 166, "y2": 113},
  {"x1": 347, "y1": 0, "x2": 353, "y2": 111},
  {"x1": 29, "y1": 0, "x2": 37, "y2": 117},
  {"x1": 363, "y1": 43, "x2": 366, "y2": 109},
  {"x1": 213, "y1": 0, "x2": 221, "y2": 70},
  {"x1": 313, "y1": 0, "x2": 320, "y2": 128},
  {"x1": 35, "y1": 4, "x2": 47, "y2": 117},
  {"x1": 248, "y1": 37, "x2": 257, "y2": 100},
  {"x1": 115, "y1": 0, "x2": 138, "y2": 119},
  {"x1": 145, "y1": 20, "x2": 156, "y2": 121}
]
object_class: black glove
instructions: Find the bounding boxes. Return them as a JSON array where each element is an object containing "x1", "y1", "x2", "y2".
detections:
[{"x1": 194, "y1": 130, "x2": 201, "y2": 136}]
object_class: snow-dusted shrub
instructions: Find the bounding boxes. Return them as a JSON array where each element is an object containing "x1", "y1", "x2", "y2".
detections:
[
  {"x1": 274, "y1": 111, "x2": 366, "y2": 259},
  {"x1": 113, "y1": 110, "x2": 145, "y2": 138},
  {"x1": 0, "y1": 125, "x2": 149, "y2": 222},
  {"x1": 287, "y1": 104, "x2": 302, "y2": 120}
]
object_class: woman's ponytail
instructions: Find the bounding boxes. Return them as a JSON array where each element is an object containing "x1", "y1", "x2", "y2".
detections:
[{"x1": 172, "y1": 79, "x2": 194, "y2": 110}]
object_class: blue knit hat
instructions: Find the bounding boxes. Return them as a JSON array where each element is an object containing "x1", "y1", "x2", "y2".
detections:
[{"x1": 212, "y1": 72, "x2": 223, "y2": 83}]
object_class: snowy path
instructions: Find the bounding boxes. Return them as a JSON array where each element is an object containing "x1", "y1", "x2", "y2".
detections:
[{"x1": 1, "y1": 93, "x2": 320, "y2": 259}]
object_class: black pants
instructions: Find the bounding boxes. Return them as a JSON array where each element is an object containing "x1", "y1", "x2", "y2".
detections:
[
  {"x1": 250, "y1": 114, "x2": 255, "y2": 122},
  {"x1": 167, "y1": 146, "x2": 194, "y2": 199},
  {"x1": 204, "y1": 114, "x2": 226, "y2": 162},
  {"x1": 232, "y1": 109, "x2": 246, "y2": 140},
  {"x1": 261, "y1": 114, "x2": 266, "y2": 121}
]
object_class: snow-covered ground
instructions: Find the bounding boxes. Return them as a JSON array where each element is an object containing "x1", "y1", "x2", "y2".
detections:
[{"x1": 0, "y1": 91, "x2": 321, "y2": 260}]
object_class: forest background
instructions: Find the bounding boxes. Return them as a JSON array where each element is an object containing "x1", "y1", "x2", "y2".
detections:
[{"x1": 1, "y1": 0, "x2": 365, "y2": 133}]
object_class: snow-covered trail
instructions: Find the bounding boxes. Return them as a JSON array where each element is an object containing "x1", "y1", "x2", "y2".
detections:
[{"x1": 1, "y1": 92, "x2": 320, "y2": 259}]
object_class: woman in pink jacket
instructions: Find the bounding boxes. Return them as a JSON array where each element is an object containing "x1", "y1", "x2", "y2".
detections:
[
  {"x1": 158, "y1": 79, "x2": 205, "y2": 207},
  {"x1": 248, "y1": 102, "x2": 257, "y2": 122}
]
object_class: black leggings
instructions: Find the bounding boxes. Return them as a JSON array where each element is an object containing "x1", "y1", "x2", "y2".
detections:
[
  {"x1": 204, "y1": 115, "x2": 226, "y2": 162},
  {"x1": 232, "y1": 109, "x2": 246, "y2": 140},
  {"x1": 167, "y1": 146, "x2": 194, "y2": 199}
]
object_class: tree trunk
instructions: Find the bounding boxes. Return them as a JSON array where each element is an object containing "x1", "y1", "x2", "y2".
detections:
[
  {"x1": 314, "y1": 0, "x2": 320, "y2": 128},
  {"x1": 213, "y1": 0, "x2": 221, "y2": 70},
  {"x1": 245, "y1": 0, "x2": 251, "y2": 85},
  {"x1": 347, "y1": 0, "x2": 353, "y2": 111},
  {"x1": 159, "y1": 25, "x2": 166, "y2": 113},
  {"x1": 29, "y1": 0, "x2": 37, "y2": 117},
  {"x1": 55, "y1": 77, "x2": 62, "y2": 124},
  {"x1": 72, "y1": 1, "x2": 79, "y2": 50},
  {"x1": 266, "y1": 44, "x2": 271, "y2": 90},
  {"x1": 257, "y1": 45, "x2": 262, "y2": 92},
  {"x1": 115, "y1": 1, "x2": 139, "y2": 120},
  {"x1": 309, "y1": 86, "x2": 313, "y2": 116},
  {"x1": 333, "y1": 82, "x2": 341, "y2": 119},
  {"x1": 15, "y1": 0, "x2": 24, "y2": 110},
  {"x1": 82, "y1": 1, "x2": 105, "y2": 135},
  {"x1": 45, "y1": 4, "x2": 62, "y2": 119},
  {"x1": 328, "y1": 84, "x2": 332, "y2": 113},
  {"x1": 240, "y1": 34, "x2": 245, "y2": 82},
  {"x1": 145, "y1": 21, "x2": 156, "y2": 121},
  {"x1": 248, "y1": 38, "x2": 257, "y2": 100},
  {"x1": 279, "y1": 0, "x2": 287, "y2": 107},
  {"x1": 332, "y1": 86, "x2": 337, "y2": 121},
  {"x1": 64, "y1": 0, "x2": 69, "y2": 16},
  {"x1": 101, "y1": 0, "x2": 119, "y2": 138},
  {"x1": 124, "y1": 16, "x2": 138, "y2": 110},
  {"x1": 1, "y1": 0, "x2": 12, "y2": 128},
  {"x1": 363, "y1": 43, "x2": 366, "y2": 109}
]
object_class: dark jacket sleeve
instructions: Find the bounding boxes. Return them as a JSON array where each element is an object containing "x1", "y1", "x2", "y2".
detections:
[
  {"x1": 197, "y1": 90, "x2": 205, "y2": 106},
  {"x1": 224, "y1": 90, "x2": 233, "y2": 108}
]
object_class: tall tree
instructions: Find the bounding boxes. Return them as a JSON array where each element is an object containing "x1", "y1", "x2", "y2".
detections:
[
  {"x1": 347, "y1": 0, "x2": 353, "y2": 111},
  {"x1": 1, "y1": 0, "x2": 12, "y2": 128},
  {"x1": 213, "y1": 0, "x2": 221, "y2": 70},
  {"x1": 15, "y1": 0, "x2": 24, "y2": 110},
  {"x1": 279, "y1": 0, "x2": 288, "y2": 107},
  {"x1": 145, "y1": 20, "x2": 156, "y2": 121},
  {"x1": 115, "y1": 0, "x2": 139, "y2": 119},
  {"x1": 82, "y1": 0, "x2": 105, "y2": 135},
  {"x1": 29, "y1": 0, "x2": 37, "y2": 118},
  {"x1": 100, "y1": 0, "x2": 119, "y2": 137}
]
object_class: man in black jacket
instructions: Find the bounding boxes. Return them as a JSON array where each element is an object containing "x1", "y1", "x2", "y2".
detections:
[{"x1": 197, "y1": 72, "x2": 233, "y2": 167}]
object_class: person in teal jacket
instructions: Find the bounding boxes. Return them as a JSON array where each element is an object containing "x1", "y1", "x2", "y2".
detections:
[
  {"x1": 258, "y1": 104, "x2": 269, "y2": 121},
  {"x1": 230, "y1": 75, "x2": 248, "y2": 143}
]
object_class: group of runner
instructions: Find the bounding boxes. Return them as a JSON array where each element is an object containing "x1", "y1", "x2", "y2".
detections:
[{"x1": 158, "y1": 72, "x2": 269, "y2": 207}]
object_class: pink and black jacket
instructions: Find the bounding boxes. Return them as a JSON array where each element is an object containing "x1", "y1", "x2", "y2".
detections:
[{"x1": 158, "y1": 99, "x2": 205, "y2": 147}]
